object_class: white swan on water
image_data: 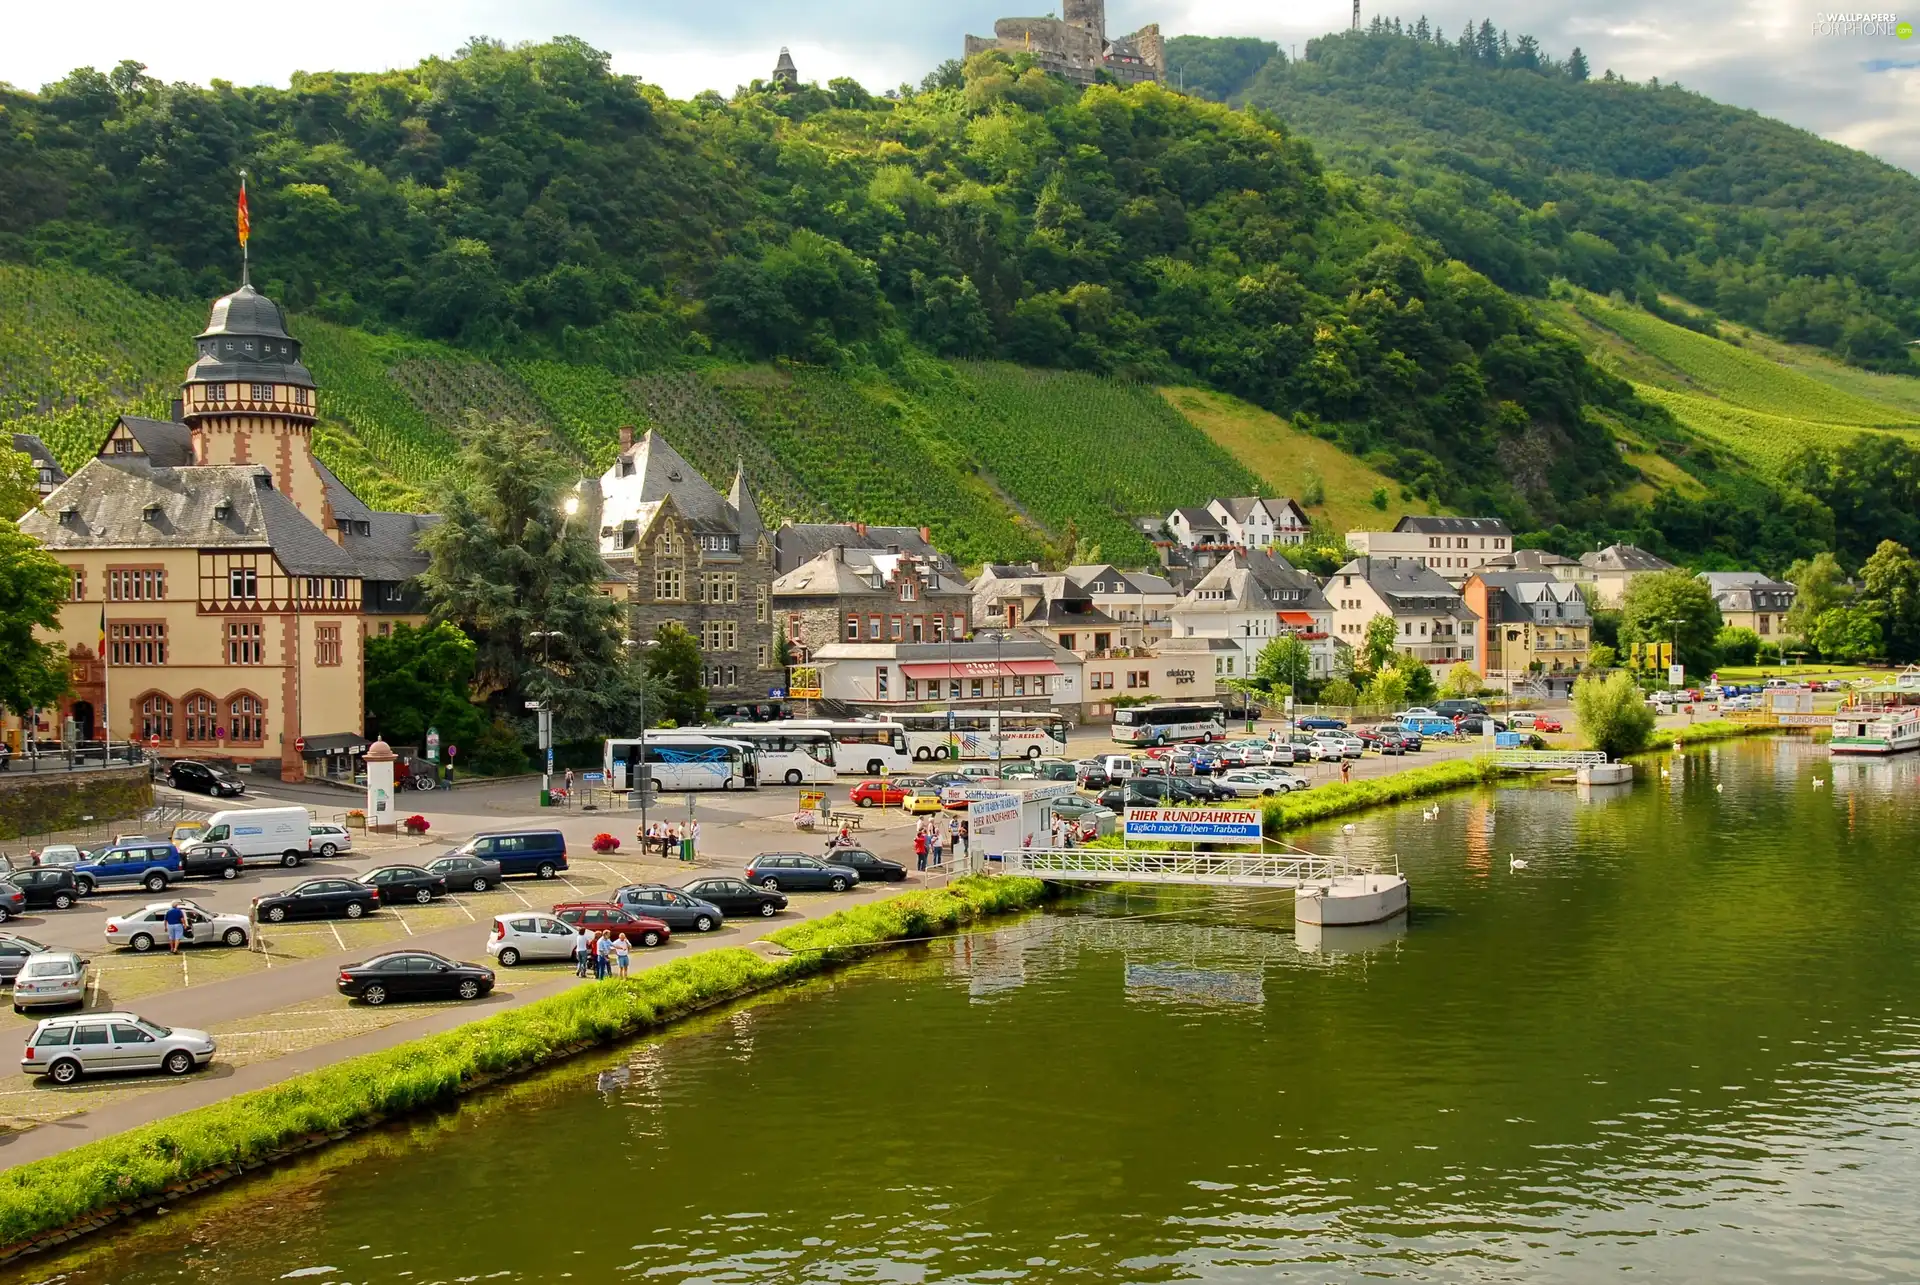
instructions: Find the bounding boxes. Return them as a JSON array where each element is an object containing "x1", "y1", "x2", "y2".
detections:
[{"x1": 1510, "y1": 854, "x2": 1528, "y2": 870}]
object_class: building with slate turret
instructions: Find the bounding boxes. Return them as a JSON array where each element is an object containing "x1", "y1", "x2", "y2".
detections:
[
  {"x1": 15, "y1": 278, "x2": 437, "y2": 778},
  {"x1": 596, "y1": 426, "x2": 784, "y2": 715},
  {"x1": 965, "y1": 0, "x2": 1165, "y2": 86}
]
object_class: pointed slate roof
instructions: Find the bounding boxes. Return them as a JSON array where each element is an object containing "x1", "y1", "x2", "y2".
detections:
[{"x1": 728, "y1": 460, "x2": 762, "y2": 547}]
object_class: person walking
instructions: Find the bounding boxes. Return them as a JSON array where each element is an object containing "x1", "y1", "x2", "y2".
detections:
[
  {"x1": 688, "y1": 819, "x2": 702, "y2": 863},
  {"x1": 1340, "y1": 757, "x2": 1352, "y2": 785},
  {"x1": 163, "y1": 901, "x2": 186, "y2": 954},
  {"x1": 913, "y1": 828, "x2": 928, "y2": 872},
  {"x1": 595, "y1": 933, "x2": 613, "y2": 981},
  {"x1": 929, "y1": 823, "x2": 943, "y2": 868},
  {"x1": 573, "y1": 928, "x2": 592, "y2": 978},
  {"x1": 614, "y1": 934, "x2": 631, "y2": 980},
  {"x1": 563, "y1": 767, "x2": 575, "y2": 796}
]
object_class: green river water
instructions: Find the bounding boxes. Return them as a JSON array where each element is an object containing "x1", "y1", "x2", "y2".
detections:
[{"x1": 18, "y1": 739, "x2": 1920, "y2": 1283}]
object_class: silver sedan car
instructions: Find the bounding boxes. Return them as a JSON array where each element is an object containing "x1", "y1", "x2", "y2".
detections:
[
  {"x1": 11, "y1": 951, "x2": 90, "y2": 1013},
  {"x1": 21, "y1": 1012, "x2": 216, "y2": 1083},
  {"x1": 104, "y1": 902, "x2": 252, "y2": 952}
]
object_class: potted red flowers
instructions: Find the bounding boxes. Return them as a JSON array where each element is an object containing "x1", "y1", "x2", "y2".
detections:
[
  {"x1": 591, "y1": 832, "x2": 620, "y2": 853},
  {"x1": 402, "y1": 814, "x2": 431, "y2": 836}
]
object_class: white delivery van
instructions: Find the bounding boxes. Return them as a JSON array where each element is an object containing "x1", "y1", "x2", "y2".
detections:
[
  {"x1": 198, "y1": 807, "x2": 315, "y2": 868},
  {"x1": 1099, "y1": 754, "x2": 1138, "y2": 780}
]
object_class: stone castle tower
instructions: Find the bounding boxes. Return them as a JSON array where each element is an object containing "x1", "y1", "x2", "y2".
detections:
[{"x1": 964, "y1": 0, "x2": 1165, "y2": 87}]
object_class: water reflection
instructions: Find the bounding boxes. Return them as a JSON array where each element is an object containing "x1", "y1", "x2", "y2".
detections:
[{"x1": 1295, "y1": 912, "x2": 1408, "y2": 957}]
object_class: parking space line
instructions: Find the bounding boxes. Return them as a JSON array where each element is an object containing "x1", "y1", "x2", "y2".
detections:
[
  {"x1": 392, "y1": 908, "x2": 415, "y2": 937},
  {"x1": 180, "y1": 956, "x2": 190, "y2": 988},
  {"x1": 328, "y1": 923, "x2": 346, "y2": 951},
  {"x1": 505, "y1": 885, "x2": 531, "y2": 908},
  {"x1": 86, "y1": 970, "x2": 102, "y2": 1007}
]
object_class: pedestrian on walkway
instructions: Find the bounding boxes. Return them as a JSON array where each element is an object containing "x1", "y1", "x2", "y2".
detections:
[
  {"x1": 913, "y1": 829, "x2": 928, "y2": 871},
  {"x1": 445, "y1": 763, "x2": 456, "y2": 790},
  {"x1": 929, "y1": 824, "x2": 943, "y2": 867},
  {"x1": 564, "y1": 767, "x2": 575, "y2": 795},
  {"x1": 688, "y1": 820, "x2": 701, "y2": 863},
  {"x1": 615, "y1": 935, "x2": 631, "y2": 979},
  {"x1": 948, "y1": 817, "x2": 960, "y2": 861},
  {"x1": 595, "y1": 933, "x2": 613, "y2": 980},
  {"x1": 959, "y1": 820, "x2": 969, "y2": 859},
  {"x1": 163, "y1": 901, "x2": 186, "y2": 954},
  {"x1": 574, "y1": 928, "x2": 592, "y2": 978},
  {"x1": 1340, "y1": 758, "x2": 1352, "y2": 785}
]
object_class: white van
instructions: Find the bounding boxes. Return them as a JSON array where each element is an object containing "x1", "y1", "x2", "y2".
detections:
[
  {"x1": 1099, "y1": 754, "x2": 1138, "y2": 780},
  {"x1": 198, "y1": 807, "x2": 314, "y2": 868}
]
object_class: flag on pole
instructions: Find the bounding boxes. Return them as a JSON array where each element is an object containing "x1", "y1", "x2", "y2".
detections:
[
  {"x1": 237, "y1": 174, "x2": 250, "y2": 248},
  {"x1": 98, "y1": 604, "x2": 106, "y2": 659}
]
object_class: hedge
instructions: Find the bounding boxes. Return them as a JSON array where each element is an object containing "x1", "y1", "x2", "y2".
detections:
[
  {"x1": 0, "y1": 875, "x2": 1047, "y2": 1256},
  {"x1": 1259, "y1": 757, "x2": 1507, "y2": 834},
  {"x1": 1632, "y1": 719, "x2": 1780, "y2": 756}
]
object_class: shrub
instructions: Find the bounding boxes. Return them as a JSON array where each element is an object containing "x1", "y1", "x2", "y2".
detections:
[
  {"x1": 591, "y1": 833, "x2": 619, "y2": 853},
  {"x1": 1257, "y1": 758, "x2": 1504, "y2": 834},
  {"x1": 1714, "y1": 626, "x2": 1762, "y2": 666},
  {"x1": 1320, "y1": 678, "x2": 1360, "y2": 706},
  {"x1": 1573, "y1": 670, "x2": 1657, "y2": 759}
]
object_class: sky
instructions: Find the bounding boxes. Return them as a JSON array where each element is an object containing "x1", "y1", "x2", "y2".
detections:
[{"x1": 3, "y1": 0, "x2": 1916, "y2": 173}]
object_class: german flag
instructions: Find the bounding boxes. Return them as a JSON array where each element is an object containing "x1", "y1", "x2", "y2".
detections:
[{"x1": 98, "y1": 604, "x2": 106, "y2": 662}]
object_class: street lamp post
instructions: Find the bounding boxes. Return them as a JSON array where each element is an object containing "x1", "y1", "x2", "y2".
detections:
[
  {"x1": 985, "y1": 630, "x2": 1009, "y2": 766},
  {"x1": 528, "y1": 630, "x2": 564, "y2": 797},
  {"x1": 622, "y1": 638, "x2": 661, "y2": 840}
]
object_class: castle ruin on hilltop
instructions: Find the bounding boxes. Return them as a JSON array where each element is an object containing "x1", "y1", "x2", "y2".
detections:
[{"x1": 964, "y1": 0, "x2": 1166, "y2": 87}]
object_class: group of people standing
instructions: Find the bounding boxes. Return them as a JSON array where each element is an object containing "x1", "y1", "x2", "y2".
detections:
[
  {"x1": 638, "y1": 819, "x2": 699, "y2": 860},
  {"x1": 910, "y1": 817, "x2": 965, "y2": 870},
  {"x1": 573, "y1": 928, "x2": 631, "y2": 980}
]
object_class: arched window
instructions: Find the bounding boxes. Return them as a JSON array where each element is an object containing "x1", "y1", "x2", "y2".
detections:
[
  {"x1": 139, "y1": 693, "x2": 174, "y2": 743},
  {"x1": 183, "y1": 693, "x2": 219, "y2": 743},
  {"x1": 228, "y1": 693, "x2": 264, "y2": 745}
]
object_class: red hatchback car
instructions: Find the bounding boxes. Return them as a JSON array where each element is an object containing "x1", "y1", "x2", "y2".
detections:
[
  {"x1": 551, "y1": 902, "x2": 671, "y2": 947},
  {"x1": 849, "y1": 779, "x2": 909, "y2": 807}
]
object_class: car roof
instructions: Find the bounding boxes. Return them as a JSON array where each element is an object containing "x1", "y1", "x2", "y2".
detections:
[
  {"x1": 25, "y1": 950, "x2": 83, "y2": 962},
  {"x1": 34, "y1": 1010, "x2": 145, "y2": 1026},
  {"x1": 552, "y1": 900, "x2": 622, "y2": 910}
]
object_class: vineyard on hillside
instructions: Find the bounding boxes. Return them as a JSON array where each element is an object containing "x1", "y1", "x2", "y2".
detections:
[
  {"x1": 923, "y1": 365, "x2": 1264, "y2": 563},
  {"x1": 714, "y1": 367, "x2": 1047, "y2": 567},
  {"x1": 1632, "y1": 383, "x2": 1903, "y2": 478},
  {"x1": 291, "y1": 320, "x2": 457, "y2": 498},
  {"x1": 629, "y1": 372, "x2": 826, "y2": 524},
  {"x1": 0, "y1": 264, "x2": 201, "y2": 466},
  {"x1": 1575, "y1": 294, "x2": 1920, "y2": 428}
]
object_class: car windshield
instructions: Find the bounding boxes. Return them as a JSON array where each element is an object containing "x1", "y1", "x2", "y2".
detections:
[{"x1": 139, "y1": 1020, "x2": 171, "y2": 1038}]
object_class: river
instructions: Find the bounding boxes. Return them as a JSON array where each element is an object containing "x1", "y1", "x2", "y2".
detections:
[{"x1": 18, "y1": 739, "x2": 1920, "y2": 1283}]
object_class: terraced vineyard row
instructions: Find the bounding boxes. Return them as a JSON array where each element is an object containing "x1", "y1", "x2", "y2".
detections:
[
  {"x1": 292, "y1": 320, "x2": 457, "y2": 495},
  {"x1": 1632, "y1": 383, "x2": 1902, "y2": 477},
  {"x1": 508, "y1": 360, "x2": 635, "y2": 469},
  {"x1": 1576, "y1": 294, "x2": 1920, "y2": 427},
  {"x1": 715, "y1": 367, "x2": 1045, "y2": 567},
  {"x1": 629, "y1": 371, "x2": 825, "y2": 525},
  {"x1": 0, "y1": 263, "x2": 201, "y2": 466},
  {"x1": 938, "y1": 364, "x2": 1264, "y2": 561},
  {"x1": 390, "y1": 358, "x2": 554, "y2": 439}
]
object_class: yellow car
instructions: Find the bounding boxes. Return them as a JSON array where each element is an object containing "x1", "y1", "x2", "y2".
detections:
[
  {"x1": 170, "y1": 821, "x2": 208, "y2": 846},
  {"x1": 901, "y1": 791, "x2": 945, "y2": 815}
]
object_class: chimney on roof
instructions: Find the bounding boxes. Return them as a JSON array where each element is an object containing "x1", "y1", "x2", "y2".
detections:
[
  {"x1": 919, "y1": 526, "x2": 931, "y2": 544},
  {"x1": 619, "y1": 425, "x2": 634, "y2": 450},
  {"x1": 854, "y1": 522, "x2": 867, "y2": 538},
  {"x1": 170, "y1": 398, "x2": 185, "y2": 424}
]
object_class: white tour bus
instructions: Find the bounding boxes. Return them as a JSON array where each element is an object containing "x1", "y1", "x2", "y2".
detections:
[
  {"x1": 602, "y1": 733, "x2": 758, "y2": 792},
  {"x1": 1111, "y1": 701, "x2": 1227, "y2": 746},
  {"x1": 787, "y1": 719, "x2": 913, "y2": 777},
  {"x1": 895, "y1": 710, "x2": 1071, "y2": 762},
  {"x1": 701, "y1": 723, "x2": 837, "y2": 786}
]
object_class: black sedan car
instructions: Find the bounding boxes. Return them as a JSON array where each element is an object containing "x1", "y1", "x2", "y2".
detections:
[
  {"x1": 336, "y1": 951, "x2": 494, "y2": 1006},
  {"x1": 611, "y1": 884, "x2": 726, "y2": 933},
  {"x1": 830, "y1": 849, "x2": 908, "y2": 882},
  {"x1": 1175, "y1": 776, "x2": 1239, "y2": 803},
  {"x1": 253, "y1": 879, "x2": 381, "y2": 923},
  {"x1": 180, "y1": 843, "x2": 243, "y2": 881},
  {"x1": 0, "y1": 868, "x2": 80, "y2": 910},
  {"x1": 425, "y1": 853, "x2": 504, "y2": 893},
  {"x1": 358, "y1": 865, "x2": 449, "y2": 905},
  {"x1": 167, "y1": 760, "x2": 246, "y2": 798},
  {"x1": 682, "y1": 877, "x2": 787, "y2": 919}
]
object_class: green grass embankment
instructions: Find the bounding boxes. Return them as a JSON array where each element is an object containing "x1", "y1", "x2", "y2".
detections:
[
  {"x1": 1632, "y1": 719, "x2": 1781, "y2": 756},
  {"x1": 1259, "y1": 758, "x2": 1507, "y2": 835},
  {"x1": 0, "y1": 876, "x2": 1047, "y2": 1258}
]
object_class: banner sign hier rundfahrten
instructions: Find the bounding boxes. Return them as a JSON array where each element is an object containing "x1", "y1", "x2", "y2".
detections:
[{"x1": 1123, "y1": 808, "x2": 1263, "y2": 842}]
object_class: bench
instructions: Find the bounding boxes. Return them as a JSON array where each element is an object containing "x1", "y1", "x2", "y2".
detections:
[{"x1": 827, "y1": 810, "x2": 866, "y2": 829}]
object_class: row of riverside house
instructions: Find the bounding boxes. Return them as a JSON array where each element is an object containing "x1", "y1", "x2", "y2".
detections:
[{"x1": 4, "y1": 273, "x2": 1803, "y2": 769}]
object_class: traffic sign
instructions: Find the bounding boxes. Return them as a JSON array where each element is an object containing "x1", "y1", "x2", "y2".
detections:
[
  {"x1": 447, "y1": 745, "x2": 458, "y2": 759},
  {"x1": 425, "y1": 727, "x2": 440, "y2": 762},
  {"x1": 545, "y1": 747, "x2": 555, "y2": 773},
  {"x1": 768, "y1": 688, "x2": 785, "y2": 699},
  {"x1": 294, "y1": 736, "x2": 306, "y2": 753},
  {"x1": 148, "y1": 734, "x2": 160, "y2": 748}
]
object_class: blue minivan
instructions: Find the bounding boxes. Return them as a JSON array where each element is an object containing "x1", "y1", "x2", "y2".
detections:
[
  {"x1": 70, "y1": 843, "x2": 184, "y2": 896},
  {"x1": 440, "y1": 830, "x2": 568, "y2": 880}
]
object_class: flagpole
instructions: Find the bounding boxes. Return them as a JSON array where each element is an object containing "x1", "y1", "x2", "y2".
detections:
[
  {"x1": 100, "y1": 604, "x2": 110, "y2": 756},
  {"x1": 239, "y1": 170, "x2": 250, "y2": 287}
]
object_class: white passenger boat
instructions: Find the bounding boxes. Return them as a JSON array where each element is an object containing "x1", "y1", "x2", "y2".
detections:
[{"x1": 1829, "y1": 708, "x2": 1920, "y2": 755}]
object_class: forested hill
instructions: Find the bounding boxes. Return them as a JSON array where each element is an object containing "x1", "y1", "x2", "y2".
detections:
[{"x1": 1168, "y1": 26, "x2": 1920, "y2": 373}]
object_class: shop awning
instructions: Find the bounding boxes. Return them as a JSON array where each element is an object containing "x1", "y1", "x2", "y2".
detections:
[
  {"x1": 1277, "y1": 611, "x2": 1318, "y2": 627},
  {"x1": 900, "y1": 659, "x2": 1062, "y2": 680}
]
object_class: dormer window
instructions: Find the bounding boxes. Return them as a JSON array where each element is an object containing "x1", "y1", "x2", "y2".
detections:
[
  {"x1": 59, "y1": 505, "x2": 78, "y2": 524},
  {"x1": 142, "y1": 503, "x2": 163, "y2": 523},
  {"x1": 214, "y1": 500, "x2": 232, "y2": 520}
]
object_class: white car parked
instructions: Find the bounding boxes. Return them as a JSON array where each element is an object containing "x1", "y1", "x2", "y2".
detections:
[
  {"x1": 309, "y1": 823, "x2": 354, "y2": 857},
  {"x1": 1214, "y1": 770, "x2": 1303, "y2": 798},
  {"x1": 1313, "y1": 734, "x2": 1363, "y2": 760},
  {"x1": 486, "y1": 912, "x2": 581, "y2": 966},
  {"x1": 1244, "y1": 767, "x2": 1311, "y2": 791},
  {"x1": 21, "y1": 1012, "x2": 215, "y2": 1083},
  {"x1": 104, "y1": 902, "x2": 251, "y2": 953},
  {"x1": 12, "y1": 951, "x2": 90, "y2": 1013}
]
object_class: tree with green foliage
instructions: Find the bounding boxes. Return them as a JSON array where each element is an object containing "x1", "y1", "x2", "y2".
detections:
[
  {"x1": 419, "y1": 418, "x2": 631, "y2": 739},
  {"x1": 364, "y1": 622, "x2": 490, "y2": 752},
  {"x1": 1812, "y1": 607, "x2": 1884, "y2": 662},
  {"x1": 1620, "y1": 570, "x2": 1722, "y2": 675},
  {"x1": 1857, "y1": 540, "x2": 1920, "y2": 663},
  {"x1": 1588, "y1": 642, "x2": 1618, "y2": 669},
  {"x1": 646, "y1": 623, "x2": 708, "y2": 727},
  {"x1": 1368, "y1": 664, "x2": 1409, "y2": 709},
  {"x1": 1783, "y1": 552, "x2": 1849, "y2": 638},
  {"x1": 1319, "y1": 677, "x2": 1361, "y2": 707},
  {"x1": 1713, "y1": 627, "x2": 1761, "y2": 667},
  {"x1": 1361, "y1": 613, "x2": 1399, "y2": 674},
  {"x1": 0, "y1": 521, "x2": 72, "y2": 718},
  {"x1": 1255, "y1": 636, "x2": 1314, "y2": 694},
  {"x1": 0, "y1": 447, "x2": 41, "y2": 520},
  {"x1": 1573, "y1": 670, "x2": 1656, "y2": 759},
  {"x1": 1443, "y1": 662, "x2": 1481, "y2": 697}
]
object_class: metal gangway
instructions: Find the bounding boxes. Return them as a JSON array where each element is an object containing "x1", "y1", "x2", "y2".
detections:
[
  {"x1": 994, "y1": 847, "x2": 1381, "y2": 889},
  {"x1": 1487, "y1": 749, "x2": 1608, "y2": 771}
]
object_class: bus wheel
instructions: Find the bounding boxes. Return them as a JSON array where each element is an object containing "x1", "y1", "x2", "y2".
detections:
[
  {"x1": 933, "y1": 745, "x2": 948, "y2": 760},
  {"x1": 785, "y1": 769, "x2": 802, "y2": 786},
  {"x1": 867, "y1": 760, "x2": 883, "y2": 775},
  {"x1": 1027, "y1": 745, "x2": 1042, "y2": 759},
  {"x1": 914, "y1": 748, "x2": 931, "y2": 761}
]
